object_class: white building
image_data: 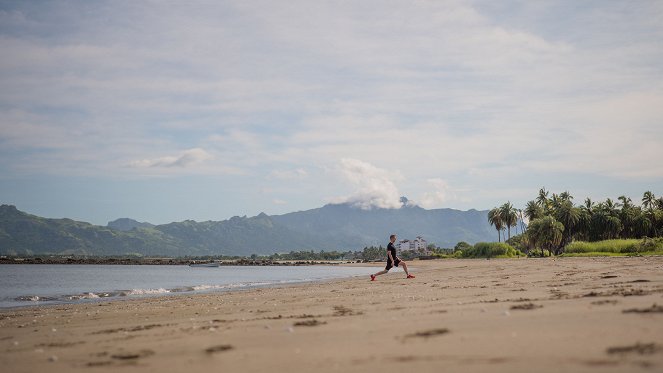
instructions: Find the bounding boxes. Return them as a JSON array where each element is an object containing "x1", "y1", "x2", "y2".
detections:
[
  {"x1": 397, "y1": 239, "x2": 410, "y2": 250},
  {"x1": 397, "y1": 236, "x2": 430, "y2": 255},
  {"x1": 412, "y1": 236, "x2": 427, "y2": 251}
]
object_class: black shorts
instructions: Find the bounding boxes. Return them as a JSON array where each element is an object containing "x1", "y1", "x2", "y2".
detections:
[{"x1": 385, "y1": 258, "x2": 400, "y2": 270}]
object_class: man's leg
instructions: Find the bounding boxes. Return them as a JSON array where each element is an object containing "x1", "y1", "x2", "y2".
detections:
[
  {"x1": 371, "y1": 268, "x2": 389, "y2": 280},
  {"x1": 401, "y1": 261, "x2": 414, "y2": 278},
  {"x1": 400, "y1": 261, "x2": 409, "y2": 276}
]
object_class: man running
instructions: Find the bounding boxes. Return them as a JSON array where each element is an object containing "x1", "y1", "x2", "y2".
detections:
[{"x1": 371, "y1": 234, "x2": 415, "y2": 281}]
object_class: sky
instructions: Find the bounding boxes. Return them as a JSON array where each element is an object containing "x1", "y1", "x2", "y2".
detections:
[{"x1": 1, "y1": 0, "x2": 662, "y2": 225}]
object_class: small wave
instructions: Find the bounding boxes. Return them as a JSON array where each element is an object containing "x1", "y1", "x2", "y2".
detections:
[
  {"x1": 248, "y1": 281, "x2": 273, "y2": 286},
  {"x1": 14, "y1": 295, "x2": 58, "y2": 302},
  {"x1": 14, "y1": 295, "x2": 41, "y2": 302},
  {"x1": 67, "y1": 292, "x2": 100, "y2": 300},
  {"x1": 191, "y1": 284, "x2": 224, "y2": 291},
  {"x1": 122, "y1": 288, "x2": 171, "y2": 296}
]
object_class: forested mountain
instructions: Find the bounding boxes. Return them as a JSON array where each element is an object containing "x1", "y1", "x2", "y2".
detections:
[
  {"x1": 107, "y1": 218, "x2": 154, "y2": 231},
  {"x1": 0, "y1": 202, "x2": 494, "y2": 256}
]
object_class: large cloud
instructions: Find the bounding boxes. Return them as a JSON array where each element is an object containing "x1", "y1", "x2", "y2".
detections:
[{"x1": 332, "y1": 158, "x2": 403, "y2": 209}]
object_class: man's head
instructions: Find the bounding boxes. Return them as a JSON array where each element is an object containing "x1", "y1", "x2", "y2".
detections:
[{"x1": 390, "y1": 234, "x2": 396, "y2": 243}]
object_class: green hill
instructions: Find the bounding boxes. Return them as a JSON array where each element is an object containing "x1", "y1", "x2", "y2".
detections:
[{"x1": 0, "y1": 202, "x2": 495, "y2": 256}]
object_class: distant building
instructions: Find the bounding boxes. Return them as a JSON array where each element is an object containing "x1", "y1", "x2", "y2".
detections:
[{"x1": 397, "y1": 236, "x2": 430, "y2": 255}]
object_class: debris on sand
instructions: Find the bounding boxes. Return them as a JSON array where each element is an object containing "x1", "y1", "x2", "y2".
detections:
[
  {"x1": 622, "y1": 304, "x2": 663, "y2": 314},
  {"x1": 510, "y1": 303, "x2": 543, "y2": 310},
  {"x1": 404, "y1": 328, "x2": 449, "y2": 340},
  {"x1": 332, "y1": 305, "x2": 361, "y2": 316},
  {"x1": 606, "y1": 342, "x2": 661, "y2": 356},
  {"x1": 293, "y1": 319, "x2": 327, "y2": 327}
]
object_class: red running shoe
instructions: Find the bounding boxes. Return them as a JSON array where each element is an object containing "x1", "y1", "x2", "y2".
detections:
[
  {"x1": 407, "y1": 274, "x2": 415, "y2": 279},
  {"x1": 370, "y1": 274, "x2": 376, "y2": 281}
]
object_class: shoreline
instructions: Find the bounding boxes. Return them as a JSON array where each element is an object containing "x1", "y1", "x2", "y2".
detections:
[
  {"x1": 2, "y1": 257, "x2": 663, "y2": 372},
  {"x1": 0, "y1": 257, "x2": 364, "y2": 265}
]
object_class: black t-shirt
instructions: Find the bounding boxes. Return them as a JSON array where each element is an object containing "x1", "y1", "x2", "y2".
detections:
[{"x1": 387, "y1": 242, "x2": 397, "y2": 260}]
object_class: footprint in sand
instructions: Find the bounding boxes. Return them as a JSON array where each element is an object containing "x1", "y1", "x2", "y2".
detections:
[
  {"x1": 110, "y1": 349, "x2": 155, "y2": 360},
  {"x1": 92, "y1": 323, "x2": 166, "y2": 335},
  {"x1": 590, "y1": 300, "x2": 618, "y2": 305},
  {"x1": 205, "y1": 345, "x2": 233, "y2": 354},
  {"x1": 403, "y1": 328, "x2": 449, "y2": 340},
  {"x1": 37, "y1": 341, "x2": 86, "y2": 348}
]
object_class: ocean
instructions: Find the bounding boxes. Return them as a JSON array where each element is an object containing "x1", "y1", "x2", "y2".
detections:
[{"x1": 0, "y1": 264, "x2": 376, "y2": 309}]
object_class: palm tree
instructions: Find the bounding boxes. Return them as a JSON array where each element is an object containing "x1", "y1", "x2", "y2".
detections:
[
  {"x1": 642, "y1": 191, "x2": 656, "y2": 210},
  {"x1": 554, "y1": 200, "x2": 580, "y2": 249},
  {"x1": 642, "y1": 191, "x2": 658, "y2": 236},
  {"x1": 559, "y1": 191, "x2": 573, "y2": 202},
  {"x1": 536, "y1": 187, "x2": 550, "y2": 213},
  {"x1": 635, "y1": 213, "x2": 652, "y2": 238},
  {"x1": 499, "y1": 202, "x2": 518, "y2": 241},
  {"x1": 576, "y1": 198, "x2": 595, "y2": 240},
  {"x1": 618, "y1": 196, "x2": 635, "y2": 238},
  {"x1": 551, "y1": 193, "x2": 562, "y2": 210},
  {"x1": 603, "y1": 198, "x2": 619, "y2": 216},
  {"x1": 524, "y1": 200, "x2": 543, "y2": 222},
  {"x1": 618, "y1": 195, "x2": 632, "y2": 209},
  {"x1": 488, "y1": 208, "x2": 504, "y2": 242},
  {"x1": 527, "y1": 216, "x2": 564, "y2": 256},
  {"x1": 605, "y1": 216, "x2": 622, "y2": 239}
]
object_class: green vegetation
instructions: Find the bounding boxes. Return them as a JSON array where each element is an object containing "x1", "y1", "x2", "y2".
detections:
[
  {"x1": 525, "y1": 216, "x2": 564, "y2": 257},
  {"x1": 488, "y1": 202, "x2": 520, "y2": 242},
  {"x1": 267, "y1": 249, "x2": 353, "y2": 261},
  {"x1": 490, "y1": 189, "x2": 663, "y2": 256},
  {"x1": 460, "y1": 242, "x2": 523, "y2": 258},
  {"x1": 564, "y1": 238, "x2": 663, "y2": 255}
]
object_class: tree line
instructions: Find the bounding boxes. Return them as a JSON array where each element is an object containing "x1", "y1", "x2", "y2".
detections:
[{"x1": 489, "y1": 189, "x2": 663, "y2": 255}]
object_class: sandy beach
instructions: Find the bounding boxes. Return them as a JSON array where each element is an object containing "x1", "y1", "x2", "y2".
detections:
[{"x1": 2, "y1": 257, "x2": 663, "y2": 373}]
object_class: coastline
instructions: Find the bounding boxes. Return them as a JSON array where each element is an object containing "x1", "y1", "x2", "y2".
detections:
[
  {"x1": 0, "y1": 257, "x2": 361, "y2": 265},
  {"x1": 2, "y1": 257, "x2": 663, "y2": 372}
]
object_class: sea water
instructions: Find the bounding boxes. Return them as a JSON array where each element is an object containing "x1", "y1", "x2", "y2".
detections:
[{"x1": 0, "y1": 264, "x2": 376, "y2": 308}]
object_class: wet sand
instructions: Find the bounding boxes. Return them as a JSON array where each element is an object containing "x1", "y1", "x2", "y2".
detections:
[{"x1": 2, "y1": 257, "x2": 663, "y2": 372}]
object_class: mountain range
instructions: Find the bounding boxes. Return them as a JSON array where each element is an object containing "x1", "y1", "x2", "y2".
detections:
[{"x1": 0, "y1": 200, "x2": 495, "y2": 256}]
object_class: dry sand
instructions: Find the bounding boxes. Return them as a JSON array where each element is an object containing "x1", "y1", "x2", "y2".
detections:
[{"x1": 2, "y1": 257, "x2": 663, "y2": 373}]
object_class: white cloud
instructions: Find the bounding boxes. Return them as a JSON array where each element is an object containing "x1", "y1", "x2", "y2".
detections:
[
  {"x1": 272, "y1": 199, "x2": 287, "y2": 205},
  {"x1": 418, "y1": 178, "x2": 453, "y2": 209},
  {"x1": 332, "y1": 158, "x2": 402, "y2": 209},
  {"x1": 128, "y1": 148, "x2": 212, "y2": 168}
]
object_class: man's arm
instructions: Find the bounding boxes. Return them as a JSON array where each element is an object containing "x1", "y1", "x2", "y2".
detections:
[{"x1": 387, "y1": 249, "x2": 394, "y2": 263}]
